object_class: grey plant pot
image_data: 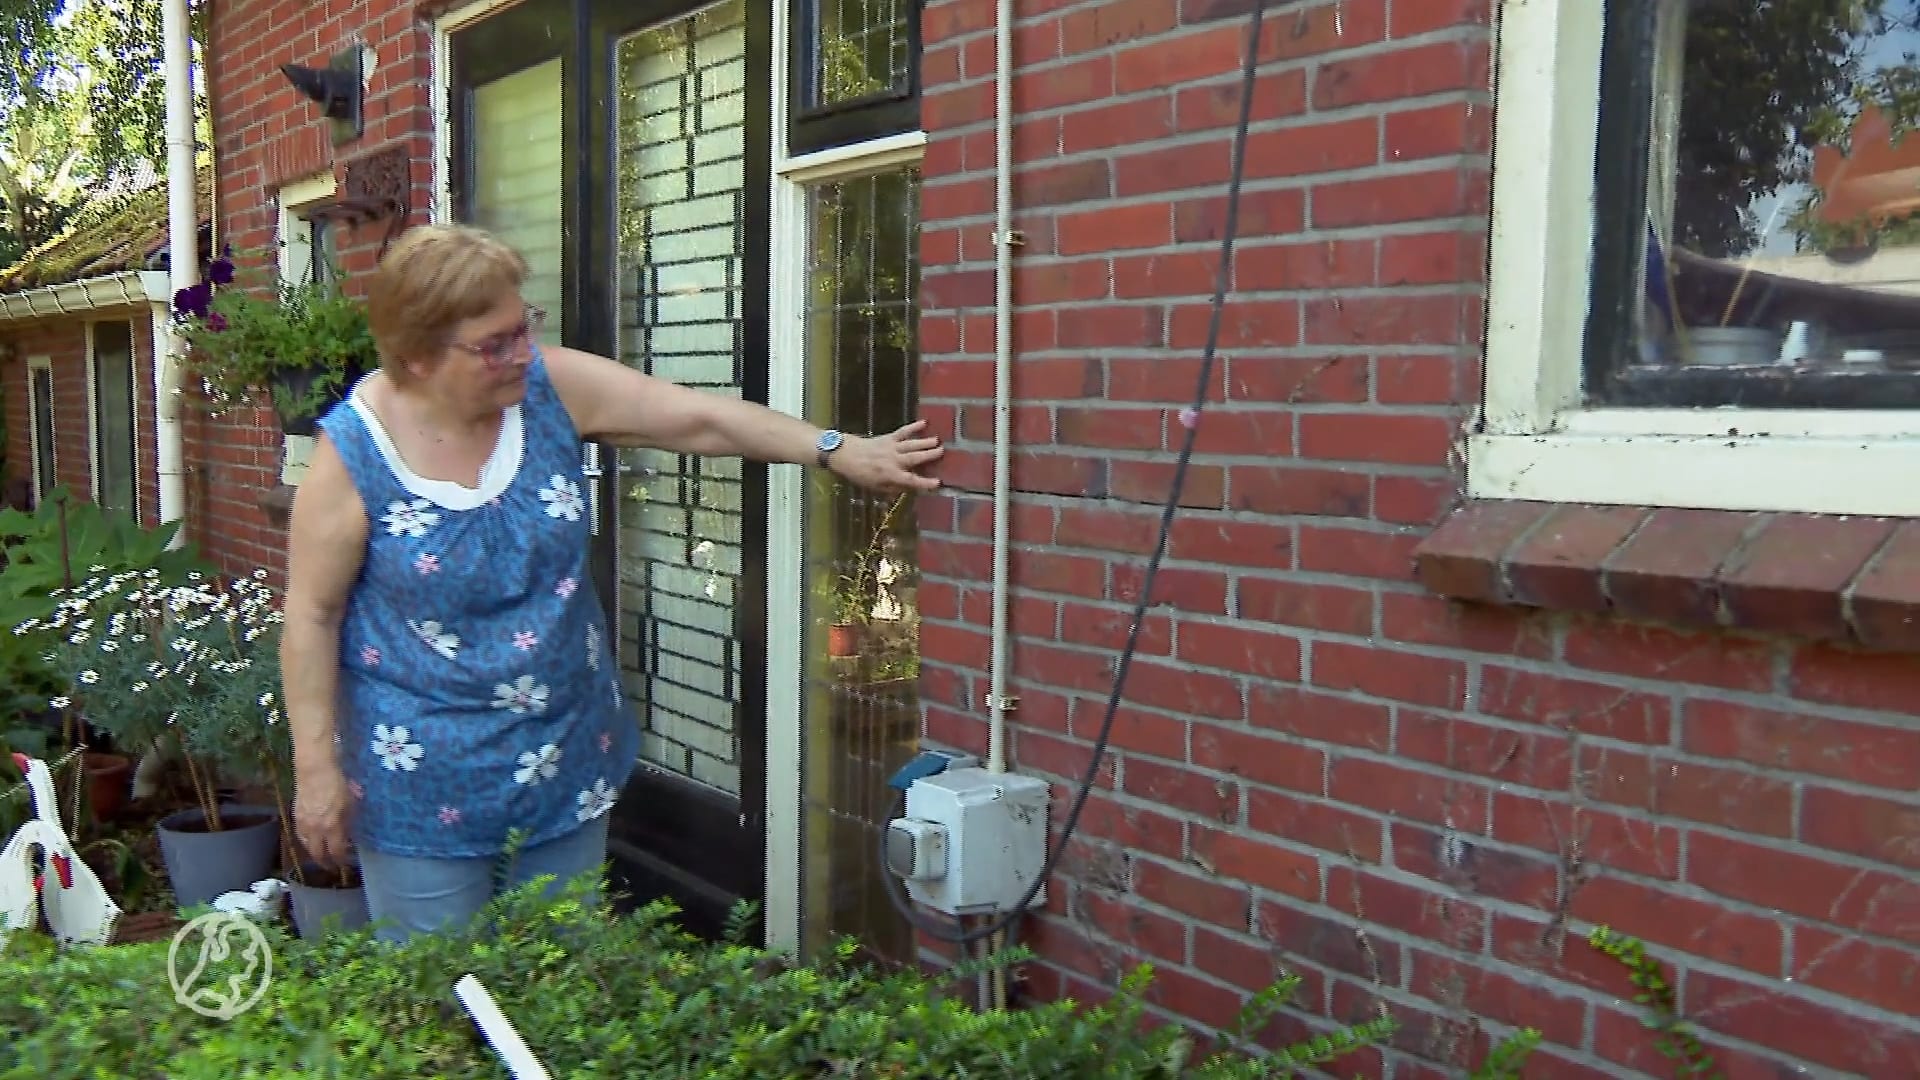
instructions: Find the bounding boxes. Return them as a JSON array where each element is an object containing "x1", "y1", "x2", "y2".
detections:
[
  {"x1": 286, "y1": 863, "x2": 370, "y2": 939},
  {"x1": 155, "y1": 803, "x2": 281, "y2": 911}
]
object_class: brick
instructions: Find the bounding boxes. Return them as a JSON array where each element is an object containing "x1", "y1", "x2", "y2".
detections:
[
  {"x1": 1132, "y1": 857, "x2": 1250, "y2": 928},
  {"x1": 1484, "y1": 665, "x2": 1672, "y2": 749},
  {"x1": 1793, "y1": 927, "x2": 1920, "y2": 1016},
  {"x1": 1410, "y1": 499, "x2": 1549, "y2": 603},
  {"x1": 1582, "y1": 745, "x2": 1796, "y2": 837},
  {"x1": 1298, "y1": 411, "x2": 1453, "y2": 466},
  {"x1": 1489, "y1": 792, "x2": 1681, "y2": 880},
  {"x1": 1310, "y1": 40, "x2": 1489, "y2": 111},
  {"x1": 1191, "y1": 826, "x2": 1320, "y2": 900},
  {"x1": 1799, "y1": 786, "x2": 1920, "y2": 872},
  {"x1": 1569, "y1": 874, "x2": 1784, "y2": 976},
  {"x1": 1309, "y1": 640, "x2": 1466, "y2": 709},
  {"x1": 1687, "y1": 970, "x2": 1920, "y2": 1076},
  {"x1": 1190, "y1": 724, "x2": 1324, "y2": 794},
  {"x1": 1844, "y1": 518, "x2": 1920, "y2": 649},
  {"x1": 1718, "y1": 513, "x2": 1895, "y2": 640},
  {"x1": 1504, "y1": 504, "x2": 1651, "y2": 612},
  {"x1": 1398, "y1": 711, "x2": 1571, "y2": 791},
  {"x1": 1328, "y1": 757, "x2": 1489, "y2": 831},
  {"x1": 1683, "y1": 700, "x2": 1920, "y2": 792},
  {"x1": 1599, "y1": 507, "x2": 1754, "y2": 625}
]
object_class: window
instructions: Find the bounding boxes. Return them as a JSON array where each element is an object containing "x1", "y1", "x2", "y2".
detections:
[
  {"x1": 278, "y1": 173, "x2": 340, "y2": 289},
  {"x1": 782, "y1": 0, "x2": 925, "y2": 965},
  {"x1": 1471, "y1": 0, "x2": 1920, "y2": 516},
  {"x1": 26, "y1": 355, "x2": 54, "y2": 501},
  {"x1": 89, "y1": 321, "x2": 138, "y2": 518},
  {"x1": 788, "y1": 0, "x2": 920, "y2": 154}
]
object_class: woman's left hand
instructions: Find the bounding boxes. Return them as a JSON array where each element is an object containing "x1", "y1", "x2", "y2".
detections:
[{"x1": 831, "y1": 420, "x2": 946, "y2": 493}]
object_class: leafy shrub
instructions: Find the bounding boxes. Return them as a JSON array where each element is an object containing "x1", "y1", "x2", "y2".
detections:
[{"x1": 0, "y1": 876, "x2": 1535, "y2": 1079}]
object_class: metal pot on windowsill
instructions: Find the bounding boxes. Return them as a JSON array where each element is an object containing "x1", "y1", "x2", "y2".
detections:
[{"x1": 1677, "y1": 326, "x2": 1783, "y2": 367}]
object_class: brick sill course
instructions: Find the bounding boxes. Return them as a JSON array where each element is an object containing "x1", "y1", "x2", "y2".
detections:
[{"x1": 1412, "y1": 499, "x2": 1920, "y2": 651}]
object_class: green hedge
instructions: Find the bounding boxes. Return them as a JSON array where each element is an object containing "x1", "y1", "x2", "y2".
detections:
[{"x1": 0, "y1": 876, "x2": 1540, "y2": 1078}]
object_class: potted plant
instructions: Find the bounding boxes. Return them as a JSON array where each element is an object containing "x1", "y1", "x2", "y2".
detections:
[
  {"x1": 171, "y1": 250, "x2": 378, "y2": 436},
  {"x1": 29, "y1": 568, "x2": 286, "y2": 910}
]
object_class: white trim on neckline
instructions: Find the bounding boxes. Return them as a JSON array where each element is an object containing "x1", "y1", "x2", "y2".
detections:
[{"x1": 347, "y1": 386, "x2": 524, "y2": 510}]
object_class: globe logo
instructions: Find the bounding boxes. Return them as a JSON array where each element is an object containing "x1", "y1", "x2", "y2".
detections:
[{"x1": 166, "y1": 910, "x2": 274, "y2": 1020}]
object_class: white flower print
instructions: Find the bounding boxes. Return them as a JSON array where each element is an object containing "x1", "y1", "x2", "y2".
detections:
[
  {"x1": 576, "y1": 778, "x2": 617, "y2": 822},
  {"x1": 513, "y1": 630, "x2": 538, "y2": 651},
  {"x1": 514, "y1": 743, "x2": 561, "y2": 785},
  {"x1": 360, "y1": 645, "x2": 381, "y2": 667},
  {"x1": 598, "y1": 731, "x2": 612, "y2": 753},
  {"x1": 414, "y1": 553, "x2": 442, "y2": 575},
  {"x1": 490, "y1": 675, "x2": 550, "y2": 716},
  {"x1": 538, "y1": 474, "x2": 585, "y2": 522},
  {"x1": 585, "y1": 623, "x2": 602, "y2": 671},
  {"x1": 381, "y1": 498, "x2": 440, "y2": 538},
  {"x1": 371, "y1": 724, "x2": 424, "y2": 772},
  {"x1": 408, "y1": 619, "x2": 461, "y2": 660},
  {"x1": 438, "y1": 806, "x2": 462, "y2": 825},
  {"x1": 555, "y1": 576, "x2": 579, "y2": 599}
]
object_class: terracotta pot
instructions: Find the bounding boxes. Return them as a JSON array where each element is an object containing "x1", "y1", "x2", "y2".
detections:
[
  {"x1": 83, "y1": 752, "x2": 131, "y2": 822},
  {"x1": 828, "y1": 623, "x2": 861, "y2": 657}
]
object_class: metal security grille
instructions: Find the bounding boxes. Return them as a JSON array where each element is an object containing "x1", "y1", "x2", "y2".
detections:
[
  {"x1": 806, "y1": 0, "x2": 913, "y2": 108},
  {"x1": 613, "y1": 0, "x2": 750, "y2": 797},
  {"x1": 798, "y1": 165, "x2": 923, "y2": 963}
]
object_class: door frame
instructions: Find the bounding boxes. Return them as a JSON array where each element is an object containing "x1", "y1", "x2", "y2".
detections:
[
  {"x1": 432, "y1": 0, "x2": 776, "y2": 941},
  {"x1": 430, "y1": 0, "x2": 927, "y2": 953}
]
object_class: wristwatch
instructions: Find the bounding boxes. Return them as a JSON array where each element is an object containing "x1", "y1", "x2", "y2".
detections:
[{"x1": 815, "y1": 429, "x2": 845, "y2": 471}]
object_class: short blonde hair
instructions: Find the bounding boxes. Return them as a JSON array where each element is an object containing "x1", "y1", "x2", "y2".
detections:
[{"x1": 365, "y1": 224, "x2": 528, "y2": 381}]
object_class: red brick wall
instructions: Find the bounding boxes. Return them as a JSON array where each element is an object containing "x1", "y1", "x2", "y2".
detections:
[
  {"x1": 913, "y1": 2, "x2": 1919, "y2": 1077},
  {"x1": 1, "y1": 310, "x2": 162, "y2": 526},
  {"x1": 198, "y1": 0, "x2": 432, "y2": 581}
]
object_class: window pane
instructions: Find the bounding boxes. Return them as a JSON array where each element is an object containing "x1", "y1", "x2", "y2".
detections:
[
  {"x1": 797, "y1": 165, "x2": 921, "y2": 963},
  {"x1": 614, "y1": 0, "x2": 752, "y2": 797},
  {"x1": 30, "y1": 366, "x2": 53, "y2": 499},
  {"x1": 1625, "y1": 3, "x2": 1920, "y2": 394},
  {"x1": 92, "y1": 322, "x2": 136, "y2": 517},
  {"x1": 804, "y1": 0, "x2": 913, "y2": 109},
  {"x1": 470, "y1": 58, "x2": 565, "y2": 346}
]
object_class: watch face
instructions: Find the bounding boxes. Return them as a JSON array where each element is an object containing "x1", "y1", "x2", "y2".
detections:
[{"x1": 818, "y1": 430, "x2": 844, "y2": 452}]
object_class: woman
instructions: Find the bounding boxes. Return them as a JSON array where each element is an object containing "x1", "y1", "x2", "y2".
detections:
[{"x1": 280, "y1": 224, "x2": 942, "y2": 942}]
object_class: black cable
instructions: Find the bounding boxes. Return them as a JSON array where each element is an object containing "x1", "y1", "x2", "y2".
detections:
[{"x1": 881, "y1": 0, "x2": 1270, "y2": 947}]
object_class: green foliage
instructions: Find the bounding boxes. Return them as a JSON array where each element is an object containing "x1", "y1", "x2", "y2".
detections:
[
  {"x1": 0, "y1": 877, "x2": 1540, "y2": 1078},
  {"x1": 172, "y1": 250, "x2": 379, "y2": 424},
  {"x1": 0, "y1": 487, "x2": 210, "y2": 726},
  {"x1": 1589, "y1": 926, "x2": 1725, "y2": 1079}
]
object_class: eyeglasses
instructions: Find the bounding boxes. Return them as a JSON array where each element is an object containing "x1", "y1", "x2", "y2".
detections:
[{"x1": 449, "y1": 306, "x2": 546, "y2": 367}]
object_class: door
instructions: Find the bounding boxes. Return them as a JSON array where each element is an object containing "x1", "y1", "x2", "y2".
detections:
[{"x1": 448, "y1": 0, "x2": 770, "y2": 940}]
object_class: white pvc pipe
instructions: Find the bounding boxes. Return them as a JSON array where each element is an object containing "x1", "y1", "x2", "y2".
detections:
[
  {"x1": 984, "y1": 0, "x2": 1016, "y2": 1014},
  {"x1": 158, "y1": 0, "x2": 195, "y2": 548},
  {"x1": 986, "y1": 0, "x2": 1013, "y2": 777}
]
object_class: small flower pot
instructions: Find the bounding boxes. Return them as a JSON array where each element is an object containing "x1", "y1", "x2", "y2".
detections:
[
  {"x1": 155, "y1": 803, "x2": 281, "y2": 911},
  {"x1": 285, "y1": 861, "x2": 369, "y2": 939},
  {"x1": 82, "y1": 752, "x2": 132, "y2": 823},
  {"x1": 828, "y1": 623, "x2": 862, "y2": 657}
]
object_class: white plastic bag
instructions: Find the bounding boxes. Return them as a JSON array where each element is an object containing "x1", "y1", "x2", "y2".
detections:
[{"x1": 0, "y1": 752, "x2": 120, "y2": 949}]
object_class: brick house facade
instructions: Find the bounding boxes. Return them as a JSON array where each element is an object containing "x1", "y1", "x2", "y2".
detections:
[{"x1": 174, "y1": 0, "x2": 1920, "y2": 1076}]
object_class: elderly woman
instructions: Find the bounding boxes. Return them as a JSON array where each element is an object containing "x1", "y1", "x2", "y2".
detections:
[{"x1": 281, "y1": 224, "x2": 942, "y2": 942}]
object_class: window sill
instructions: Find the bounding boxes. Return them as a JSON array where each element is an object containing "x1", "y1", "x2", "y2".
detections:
[{"x1": 1412, "y1": 498, "x2": 1920, "y2": 651}]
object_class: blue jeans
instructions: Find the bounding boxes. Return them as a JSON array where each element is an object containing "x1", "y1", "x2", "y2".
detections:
[{"x1": 358, "y1": 815, "x2": 610, "y2": 944}]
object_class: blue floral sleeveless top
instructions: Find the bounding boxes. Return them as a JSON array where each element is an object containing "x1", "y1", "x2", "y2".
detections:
[{"x1": 316, "y1": 350, "x2": 638, "y2": 860}]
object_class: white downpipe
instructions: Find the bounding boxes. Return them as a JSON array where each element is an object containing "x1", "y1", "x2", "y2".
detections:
[
  {"x1": 157, "y1": 0, "x2": 196, "y2": 549},
  {"x1": 983, "y1": 0, "x2": 1015, "y2": 1014},
  {"x1": 986, "y1": 0, "x2": 1013, "y2": 776}
]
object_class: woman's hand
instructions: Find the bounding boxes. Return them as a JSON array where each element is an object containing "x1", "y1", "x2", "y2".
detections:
[
  {"x1": 830, "y1": 421, "x2": 946, "y2": 493},
  {"x1": 293, "y1": 762, "x2": 356, "y2": 869}
]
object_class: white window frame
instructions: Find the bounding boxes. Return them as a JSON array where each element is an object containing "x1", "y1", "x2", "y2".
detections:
[
  {"x1": 85, "y1": 320, "x2": 140, "y2": 519},
  {"x1": 24, "y1": 353, "x2": 54, "y2": 500},
  {"x1": 765, "y1": 2, "x2": 925, "y2": 957},
  {"x1": 277, "y1": 172, "x2": 338, "y2": 289},
  {"x1": 1469, "y1": 0, "x2": 1920, "y2": 517}
]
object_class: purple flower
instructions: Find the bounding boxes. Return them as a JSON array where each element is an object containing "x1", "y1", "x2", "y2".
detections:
[
  {"x1": 172, "y1": 282, "x2": 211, "y2": 318},
  {"x1": 206, "y1": 312, "x2": 227, "y2": 332},
  {"x1": 207, "y1": 257, "x2": 235, "y2": 286}
]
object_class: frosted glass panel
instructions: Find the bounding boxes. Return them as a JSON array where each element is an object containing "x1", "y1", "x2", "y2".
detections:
[
  {"x1": 614, "y1": 0, "x2": 749, "y2": 797},
  {"x1": 471, "y1": 60, "x2": 564, "y2": 345}
]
